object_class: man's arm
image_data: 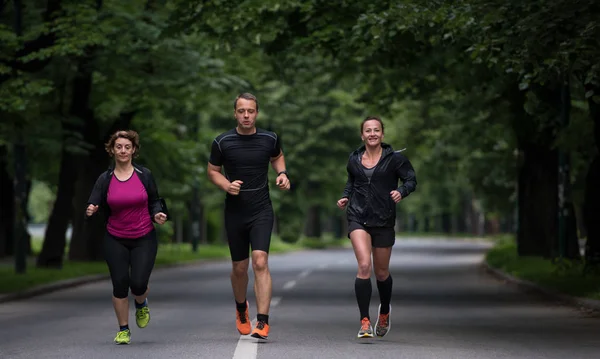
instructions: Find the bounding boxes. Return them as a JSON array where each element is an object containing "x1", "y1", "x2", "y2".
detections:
[
  {"x1": 270, "y1": 150, "x2": 286, "y2": 174},
  {"x1": 207, "y1": 138, "x2": 231, "y2": 192},
  {"x1": 207, "y1": 163, "x2": 231, "y2": 192}
]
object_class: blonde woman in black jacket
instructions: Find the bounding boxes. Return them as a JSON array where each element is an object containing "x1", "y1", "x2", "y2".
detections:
[{"x1": 337, "y1": 116, "x2": 417, "y2": 339}]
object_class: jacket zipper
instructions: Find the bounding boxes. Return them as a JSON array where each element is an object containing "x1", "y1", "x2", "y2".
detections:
[{"x1": 357, "y1": 150, "x2": 393, "y2": 226}]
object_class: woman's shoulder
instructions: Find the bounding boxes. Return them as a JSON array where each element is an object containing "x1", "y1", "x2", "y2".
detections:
[{"x1": 133, "y1": 163, "x2": 152, "y2": 174}]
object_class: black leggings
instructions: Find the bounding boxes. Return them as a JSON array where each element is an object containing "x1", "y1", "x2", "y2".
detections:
[{"x1": 103, "y1": 229, "x2": 158, "y2": 299}]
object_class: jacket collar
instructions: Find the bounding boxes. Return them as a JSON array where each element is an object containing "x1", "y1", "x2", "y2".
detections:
[
  {"x1": 107, "y1": 162, "x2": 143, "y2": 176},
  {"x1": 352, "y1": 142, "x2": 395, "y2": 159}
]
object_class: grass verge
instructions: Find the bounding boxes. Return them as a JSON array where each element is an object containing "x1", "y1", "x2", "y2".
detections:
[
  {"x1": 0, "y1": 235, "x2": 345, "y2": 295},
  {"x1": 486, "y1": 235, "x2": 600, "y2": 301}
]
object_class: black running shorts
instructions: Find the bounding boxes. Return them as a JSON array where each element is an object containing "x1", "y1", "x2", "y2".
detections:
[
  {"x1": 348, "y1": 221, "x2": 395, "y2": 248},
  {"x1": 225, "y1": 207, "x2": 274, "y2": 261}
]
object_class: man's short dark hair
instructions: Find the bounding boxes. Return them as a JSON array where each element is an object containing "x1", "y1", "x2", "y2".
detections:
[{"x1": 234, "y1": 93, "x2": 259, "y2": 111}]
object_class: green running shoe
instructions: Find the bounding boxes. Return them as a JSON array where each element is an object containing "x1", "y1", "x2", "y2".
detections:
[
  {"x1": 135, "y1": 301, "x2": 150, "y2": 328},
  {"x1": 114, "y1": 329, "x2": 131, "y2": 345}
]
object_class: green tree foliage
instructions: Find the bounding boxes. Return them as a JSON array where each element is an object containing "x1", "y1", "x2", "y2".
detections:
[{"x1": 2, "y1": 0, "x2": 599, "y2": 270}]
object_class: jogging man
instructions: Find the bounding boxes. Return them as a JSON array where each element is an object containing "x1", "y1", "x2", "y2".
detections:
[{"x1": 207, "y1": 92, "x2": 290, "y2": 340}]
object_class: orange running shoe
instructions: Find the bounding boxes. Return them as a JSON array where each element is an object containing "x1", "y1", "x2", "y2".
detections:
[
  {"x1": 236, "y1": 301, "x2": 251, "y2": 335},
  {"x1": 250, "y1": 320, "x2": 270, "y2": 339},
  {"x1": 357, "y1": 317, "x2": 373, "y2": 338},
  {"x1": 375, "y1": 304, "x2": 391, "y2": 337}
]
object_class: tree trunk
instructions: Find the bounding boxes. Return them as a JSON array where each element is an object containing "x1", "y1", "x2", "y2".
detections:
[
  {"x1": 13, "y1": 132, "x2": 28, "y2": 273},
  {"x1": 557, "y1": 79, "x2": 580, "y2": 259},
  {"x1": 304, "y1": 205, "x2": 322, "y2": 238},
  {"x1": 62, "y1": 0, "x2": 105, "y2": 261},
  {"x1": 220, "y1": 205, "x2": 228, "y2": 244},
  {"x1": 68, "y1": 121, "x2": 106, "y2": 261},
  {"x1": 408, "y1": 213, "x2": 418, "y2": 232},
  {"x1": 509, "y1": 83, "x2": 563, "y2": 258},
  {"x1": 330, "y1": 214, "x2": 343, "y2": 239},
  {"x1": 37, "y1": 76, "x2": 80, "y2": 267},
  {"x1": 583, "y1": 88, "x2": 600, "y2": 266},
  {"x1": 515, "y1": 144, "x2": 558, "y2": 257},
  {"x1": 188, "y1": 187, "x2": 206, "y2": 250},
  {"x1": 441, "y1": 212, "x2": 451, "y2": 234},
  {"x1": 22, "y1": 178, "x2": 32, "y2": 256},
  {"x1": 0, "y1": 145, "x2": 15, "y2": 258},
  {"x1": 583, "y1": 157, "x2": 600, "y2": 263},
  {"x1": 423, "y1": 216, "x2": 430, "y2": 232},
  {"x1": 272, "y1": 214, "x2": 279, "y2": 237},
  {"x1": 36, "y1": 143, "x2": 78, "y2": 267}
]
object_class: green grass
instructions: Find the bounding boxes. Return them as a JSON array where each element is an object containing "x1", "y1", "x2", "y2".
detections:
[
  {"x1": 486, "y1": 235, "x2": 600, "y2": 301},
  {"x1": 0, "y1": 235, "x2": 345, "y2": 295}
]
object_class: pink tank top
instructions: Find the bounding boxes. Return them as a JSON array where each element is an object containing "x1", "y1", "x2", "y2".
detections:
[{"x1": 106, "y1": 171, "x2": 154, "y2": 239}]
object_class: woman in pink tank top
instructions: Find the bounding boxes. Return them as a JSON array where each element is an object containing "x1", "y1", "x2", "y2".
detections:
[{"x1": 85, "y1": 130, "x2": 168, "y2": 345}]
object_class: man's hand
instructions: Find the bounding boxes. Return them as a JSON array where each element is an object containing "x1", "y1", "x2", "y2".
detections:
[
  {"x1": 154, "y1": 212, "x2": 167, "y2": 225},
  {"x1": 276, "y1": 174, "x2": 290, "y2": 190},
  {"x1": 86, "y1": 204, "x2": 99, "y2": 217},
  {"x1": 390, "y1": 190, "x2": 402, "y2": 203},
  {"x1": 227, "y1": 180, "x2": 243, "y2": 195},
  {"x1": 337, "y1": 198, "x2": 349, "y2": 209}
]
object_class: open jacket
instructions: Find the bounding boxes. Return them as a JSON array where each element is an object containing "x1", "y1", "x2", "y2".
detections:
[
  {"x1": 342, "y1": 143, "x2": 417, "y2": 228},
  {"x1": 86, "y1": 163, "x2": 168, "y2": 223}
]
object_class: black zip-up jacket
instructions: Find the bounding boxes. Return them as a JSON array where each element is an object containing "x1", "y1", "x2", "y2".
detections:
[
  {"x1": 86, "y1": 163, "x2": 167, "y2": 223},
  {"x1": 342, "y1": 143, "x2": 417, "y2": 228}
]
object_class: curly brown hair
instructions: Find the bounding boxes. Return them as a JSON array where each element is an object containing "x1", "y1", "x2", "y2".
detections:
[{"x1": 105, "y1": 130, "x2": 140, "y2": 158}]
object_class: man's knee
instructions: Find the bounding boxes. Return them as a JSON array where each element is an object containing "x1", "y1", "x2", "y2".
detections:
[
  {"x1": 251, "y1": 251, "x2": 269, "y2": 273},
  {"x1": 232, "y1": 259, "x2": 250, "y2": 278}
]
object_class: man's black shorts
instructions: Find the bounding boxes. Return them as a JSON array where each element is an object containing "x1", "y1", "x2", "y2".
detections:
[
  {"x1": 348, "y1": 221, "x2": 395, "y2": 248},
  {"x1": 225, "y1": 208, "x2": 274, "y2": 261}
]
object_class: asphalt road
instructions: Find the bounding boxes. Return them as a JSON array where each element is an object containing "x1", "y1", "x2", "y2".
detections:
[{"x1": 0, "y1": 238, "x2": 599, "y2": 359}]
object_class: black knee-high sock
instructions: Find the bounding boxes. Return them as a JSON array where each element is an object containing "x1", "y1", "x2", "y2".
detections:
[
  {"x1": 355, "y1": 278, "x2": 372, "y2": 320},
  {"x1": 376, "y1": 274, "x2": 393, "y2": 315}
]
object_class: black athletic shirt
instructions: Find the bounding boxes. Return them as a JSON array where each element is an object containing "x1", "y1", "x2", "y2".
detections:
[{"x1": 209, "y1": 128, "x2": 282, "y2": 213}]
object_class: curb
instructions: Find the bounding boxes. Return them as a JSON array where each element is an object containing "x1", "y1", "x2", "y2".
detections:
[
  {"x1": 481, "y1": 261, "x2": 600, "y2": 312},
  {"x1": 0, "y1": 274, "x2": 110, "y2": 304},
  {"x1": 0, "y1": 258, "x2": 227, "y2": 305}
]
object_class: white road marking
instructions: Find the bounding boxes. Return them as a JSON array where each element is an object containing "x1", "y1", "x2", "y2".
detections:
[
  {"x1": 318, "y1": 263, "x2": 328, "y2": 269},
  {"x1": 232, "y1": 296, "x2": 282, "y2": 359},
  {"x1": 283, "y1": 280, "x2": 297, "y2": 290},
  {"x1": 298, "y1": 269, "x2": 312, "y2": 279}
]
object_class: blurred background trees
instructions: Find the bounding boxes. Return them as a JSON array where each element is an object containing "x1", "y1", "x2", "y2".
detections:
[{"x1": 1, "y1": 0, "x2": 597, "y2": 271}]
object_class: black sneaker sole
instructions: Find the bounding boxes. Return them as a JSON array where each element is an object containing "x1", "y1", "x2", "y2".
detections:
[{"x1": 251, "y1": 333, "x2": 268, "y2": 340}]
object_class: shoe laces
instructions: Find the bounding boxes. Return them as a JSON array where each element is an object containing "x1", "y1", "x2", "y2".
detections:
[
  {"x1": 236, "y1": 309, "x2": 248, "y2": 323},
  {"x1": 361, "y1": 318, "x2": 370, "y2": 331},
  {"x1": 378, "y1": 313, "x2": 389, "y2": 327},
  {"x1": 136, "y1": 307, "x2": 148, "y2": 319},
  {"x1": 255, "y1": 321, "x2": 266, "y2": 330}
]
